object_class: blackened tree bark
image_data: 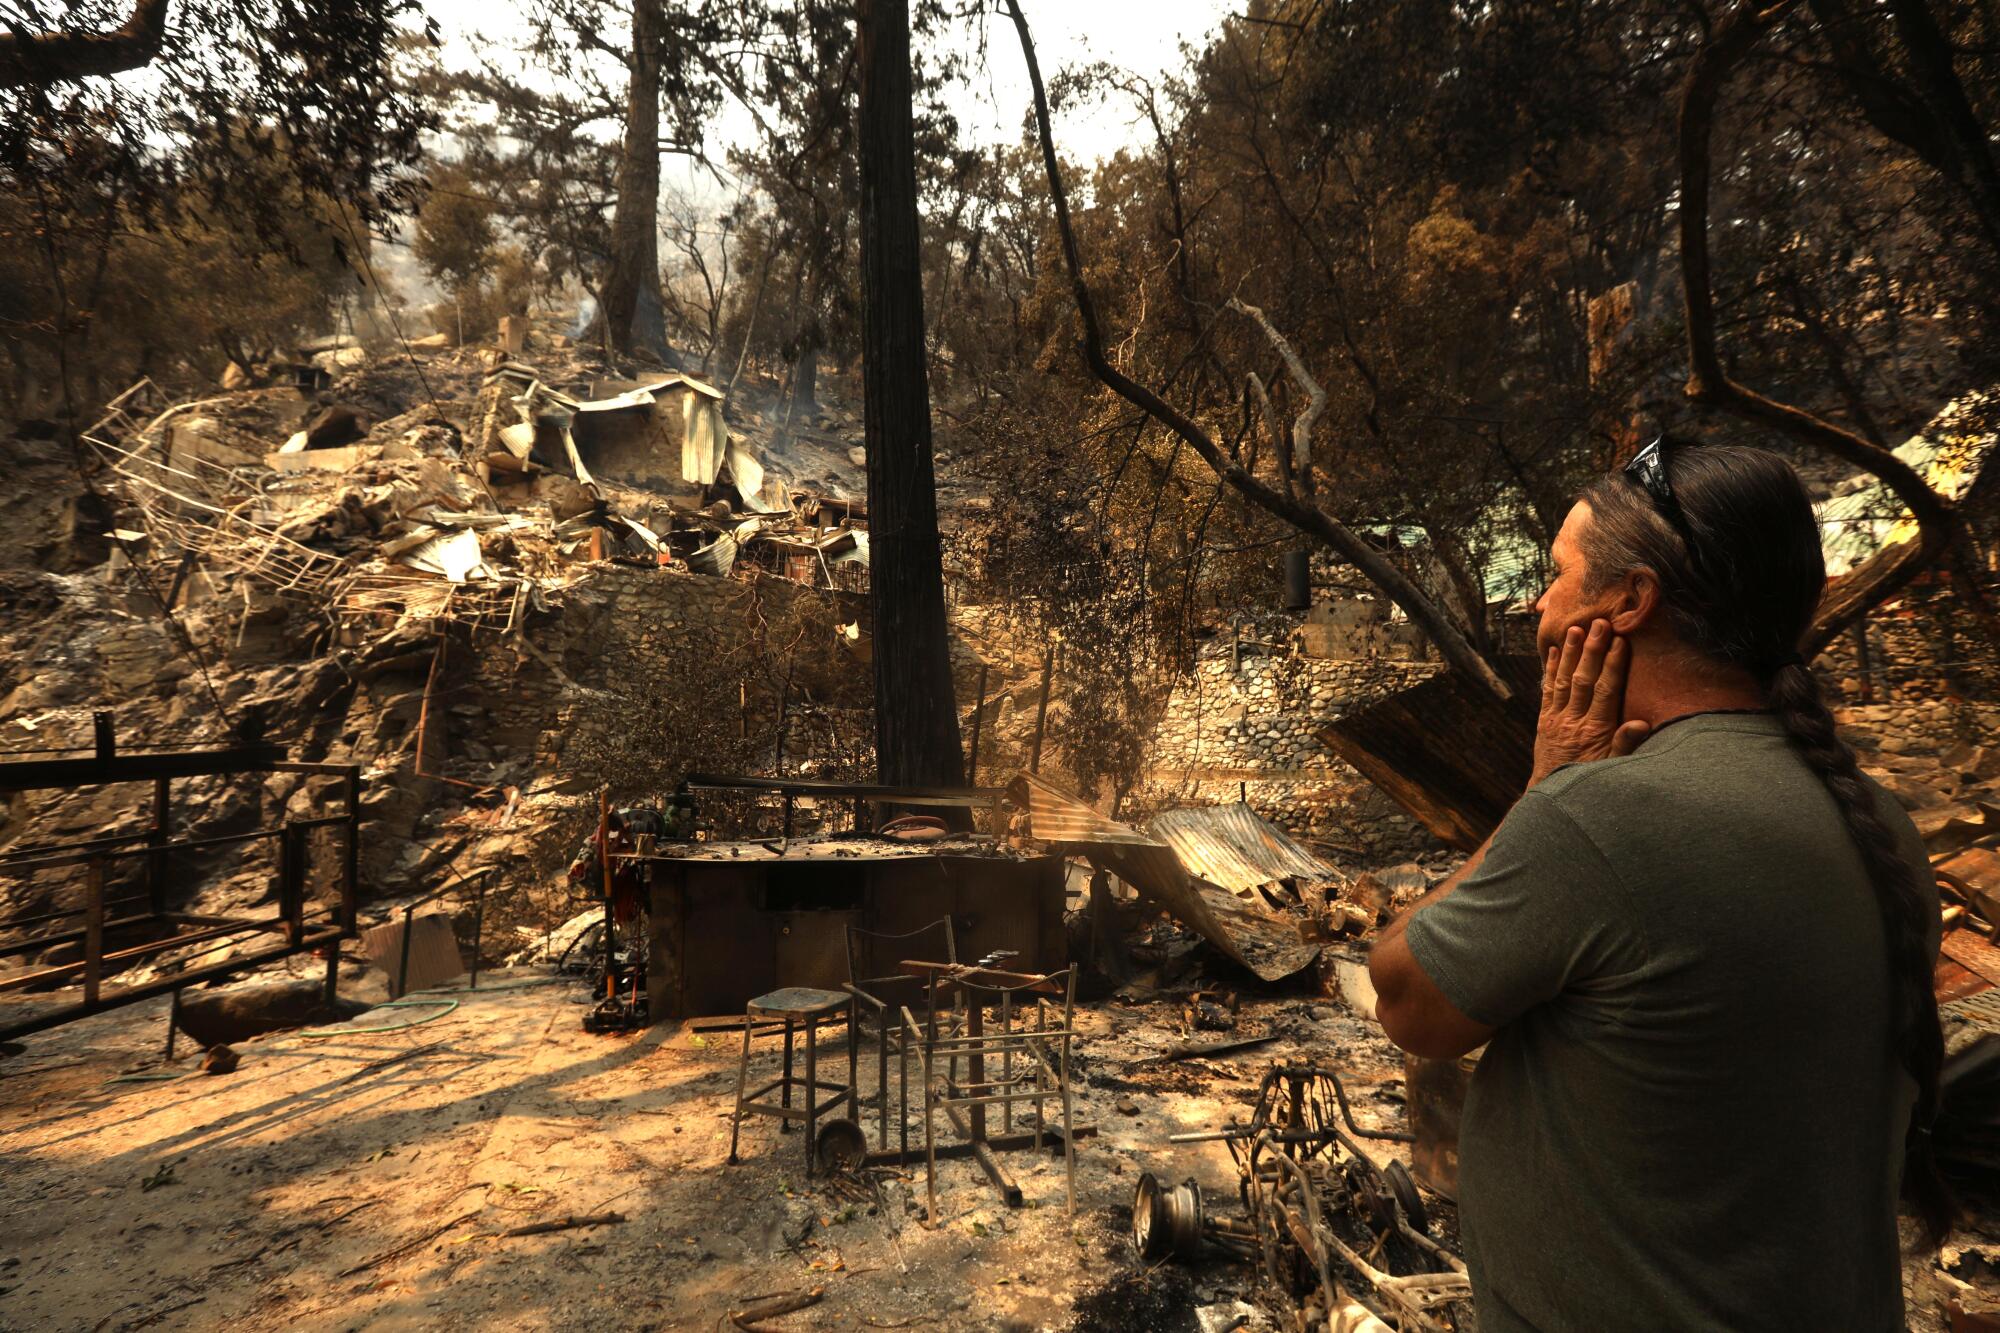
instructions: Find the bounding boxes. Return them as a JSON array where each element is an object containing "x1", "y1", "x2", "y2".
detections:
[
  {"x1": 857, "y1": 0, "x2": 964, "y2": 790},
  {"x1": 592, "y1": 0, "x2": 681, "y2": 365}
]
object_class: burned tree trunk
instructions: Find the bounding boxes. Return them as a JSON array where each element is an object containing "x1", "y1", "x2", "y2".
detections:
[
  {"x1": 857, "y1": 0, "x2": 963, "y2": 790},
  {"x1": 0, "y1": 0, "x2": 169, "y2": 89},
  {"x1": 591, "y1": 0, "x2": 682, "y2": 366}
]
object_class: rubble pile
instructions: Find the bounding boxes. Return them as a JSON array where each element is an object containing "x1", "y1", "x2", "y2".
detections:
[{"x1": 0, "y1": 333, "x2": 914, "y2": 975}]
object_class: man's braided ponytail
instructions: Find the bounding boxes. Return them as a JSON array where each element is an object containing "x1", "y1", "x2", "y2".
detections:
[{"x1": 1580, "y1": 443, "x2": 1951, "y2": 1240}]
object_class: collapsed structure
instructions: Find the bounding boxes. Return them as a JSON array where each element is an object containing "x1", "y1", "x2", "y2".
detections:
[{"x1": 3, "y1": 331, "x2": 2000, "y2": 1332}]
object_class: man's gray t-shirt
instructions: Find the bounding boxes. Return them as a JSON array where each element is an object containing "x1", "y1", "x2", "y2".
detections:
[{"x1": 1404, "y1": 712, "x2": 1935, "y2": 1332}]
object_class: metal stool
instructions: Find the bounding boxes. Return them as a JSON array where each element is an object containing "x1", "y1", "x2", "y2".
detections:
[
  {"x1": 727, "y1": 986, "x2": 858, "y2": 1174},
  {"x1": 843, "y1": 917, "x2": 958, "y2": 1159}
]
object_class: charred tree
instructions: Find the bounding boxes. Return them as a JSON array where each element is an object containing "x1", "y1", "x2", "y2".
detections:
[
  {"x1": 590, "y1": 0, "x2": 682, "y2": 365},
  {"x1": 1677, "y1": 0, "x2": 1995, "y2": 654},
  {"x1": 0, "y1": 0, "x2": 169, "y2": 88},
  {"x1": 1001, "y1": 0, "x2": 1514, "y2": 705},
  {"x1": 857, "y1": 0, "x2": 964, "y2": 790}
]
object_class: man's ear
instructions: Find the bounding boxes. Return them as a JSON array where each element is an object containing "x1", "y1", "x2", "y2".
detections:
[{"x1": 1607, "y1": 567, "x2": 1662, "y2": 634}]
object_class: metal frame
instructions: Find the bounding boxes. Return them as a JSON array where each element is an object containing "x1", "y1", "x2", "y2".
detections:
[
  {"x1": 0, "y1": 738, "x2": 363, "y2": 1043},
  {"x1": 682, "y1": 772, "x2": 1006, "y2": 838},
  {"x1": 1163, "y1": 1064, "x2": 1469, "y2": 1333},
  {"x1": 898, "y1": 959, "x2": 1078, "y2": 1222},
  {"x1": 726, "y1": 987, "x2": 860, "y2": 1176},
  {"x1": 841, "y1": 916, "x2": 957, "y2": 1157}
]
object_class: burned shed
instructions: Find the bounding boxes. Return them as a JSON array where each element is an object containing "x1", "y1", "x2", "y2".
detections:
[
  {"x1": 644, "y1": 834, "x2": 1066, "y2": 1021},
  {"x1": 567, "y1": 372, "x2": 733, "y2": 496}
]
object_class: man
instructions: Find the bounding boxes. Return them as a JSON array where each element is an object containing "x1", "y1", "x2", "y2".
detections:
[{"x1": 1368, "y1": 442, "x2": 1943, "y2": 1330}]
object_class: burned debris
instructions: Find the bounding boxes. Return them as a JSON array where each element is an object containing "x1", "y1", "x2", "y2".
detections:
[{"x1": 3, "y1": 0, "x2": 1999, "y2": 1316}]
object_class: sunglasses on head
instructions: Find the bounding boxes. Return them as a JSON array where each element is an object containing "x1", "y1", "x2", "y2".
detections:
[{"x1": 1623, "y1": 435, "x2": 1701, "y2": 556}]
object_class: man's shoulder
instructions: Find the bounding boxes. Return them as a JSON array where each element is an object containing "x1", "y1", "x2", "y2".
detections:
[{"x1": 1527, "y1": 748, "x2": 1666, "y2": 812}]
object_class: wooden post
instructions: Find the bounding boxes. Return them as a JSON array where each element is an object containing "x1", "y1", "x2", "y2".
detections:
[
  {"x1": 470, "y1": 875, "x2": 487, "y2": 991},
  {"x1": 1029, "y1": 645, "x2": 1056, "y2": 775},
  {"x1": 147, "y1": 775, "x2": 170, "y2": 916},
  {"x1": 279, "y1": 822, "x2": 304, "y2": 946},
  {"x1": 598, "y1": 789, "x2": 616, "y2": 997},
  {"x1": 342, "y1": 767, "x2": 363, "y2": 936},
  {"x1": 83, "y1": 858, "x2": 104, "y2": 1006},
  {"x1": 967, "y1": 663, "x2": 989, "y2": 786},
  {"x1": 1853, "y1": 614, "x2": 1876, "y2": 704},
  {"x1": 773, "y1": 677, "x2": 790, "y2": 773}
]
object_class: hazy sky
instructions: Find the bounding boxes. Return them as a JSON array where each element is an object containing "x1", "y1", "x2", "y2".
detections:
[{"x1": 421, "y1": 0, "x2": 1237, "y2": 198}]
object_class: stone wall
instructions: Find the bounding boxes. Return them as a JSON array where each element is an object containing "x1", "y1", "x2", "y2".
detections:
[
  {"x1": 1133, "y1": 623, "x2": 1445, "y2": 862},
  {"x1": 1816, "y1": 584, "x2": 2000, "y2": 707}
]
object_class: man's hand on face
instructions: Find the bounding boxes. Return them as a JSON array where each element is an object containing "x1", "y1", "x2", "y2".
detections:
[{"x1": 1531, "y1": 618, "x2": 1651, "y2": 786}]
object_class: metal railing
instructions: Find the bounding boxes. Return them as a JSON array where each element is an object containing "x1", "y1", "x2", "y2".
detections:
[{"x1": 0, "y1": 747, "x2": 364, "y2": 1043}]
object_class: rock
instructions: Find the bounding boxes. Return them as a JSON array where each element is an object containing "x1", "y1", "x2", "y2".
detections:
[
  {"x1": 311, "y1": 345, "x2": 368, "y2": 374},
  {"x1": 200, "y1": 1044, "x2": 240, "y2": 1075},
  {"x1": 177, "y1": 978, "x2": 367, "y2": 1046},
  {"x1": 1944, "y1": 744, "x2": 2000, "y2": 783},
  {"x1": 219, "y1": 361, "x2": 250, "y2": 390},
  {"x1": 409, "y1": 331, "x2": 451, "y2": 350},
  {"x1": 1876, "y1": 771, "x2": 1948, "y2": 811},
  {"x1": 1116, "y1": 1096, "x2": 1140, "y2": 1116}
]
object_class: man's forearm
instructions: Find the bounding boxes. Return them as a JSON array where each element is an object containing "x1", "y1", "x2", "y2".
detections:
[{"x1": 1373, "y1": 830, "x2": 1496, "y2": 949}]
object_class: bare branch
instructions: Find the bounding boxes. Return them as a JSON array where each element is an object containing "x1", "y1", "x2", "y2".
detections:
[
  {"x1": 1230, "y1": 298, "x2": 1322, "y2": 502},
  {"x1": 0, "y1": 0, "x2": 169, "y2": 88},
  {"x1": 1677, "y1": 0, "x2": 1997, "y2": 652},
  {"x1": 1000, "y1": 0, "x2": 1512, "y2": 703}
]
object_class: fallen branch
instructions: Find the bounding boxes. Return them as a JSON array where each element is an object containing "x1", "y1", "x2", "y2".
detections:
[
  {"x1": 204, "y1": 1199, "x2": 379, "y2": 1276},
  {"x1": 118, "y1": 1293, "x2": 205, "y2": 1331},
  {"x1": 496, "y1": 1211, "x2": 626, "y2": 1238},
  {"x1": 336, "y1": 1209, "x2": 483, "y2": 1278},
  {"x1": 730, "y1": 1286, "x2": 826, "y2": 1331},
  {"x1": 1159, "y1": 1032, "x2": 1280, "y2": 1062}
]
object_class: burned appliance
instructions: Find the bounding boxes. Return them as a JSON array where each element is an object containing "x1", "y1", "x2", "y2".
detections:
[{"x1": 1134, "y1": 1064, "x2": 1472, "y2": 1333}]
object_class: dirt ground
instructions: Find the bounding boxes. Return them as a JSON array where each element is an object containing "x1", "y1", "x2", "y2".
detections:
[{"x1": 0, "y1": 965, "x2": 1422, "y2": 1333}]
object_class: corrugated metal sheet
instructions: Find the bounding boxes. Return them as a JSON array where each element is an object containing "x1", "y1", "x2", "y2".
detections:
[
  {"x1": 1008, "y1": 774, "x2": 1317, "y2": 981},
  {"x1": 1011, "y1": 772, "x2": 1170, "y2": 851},
  {"x1": 1816, "y1": 389, "x2": 1996, "y2": 575},
  {"x1": 1145, "y1": 804, "x2": 1341, "y2": 896},
  {"x1": 359, "y1": 912, "x2": 464, "y2": 997}
]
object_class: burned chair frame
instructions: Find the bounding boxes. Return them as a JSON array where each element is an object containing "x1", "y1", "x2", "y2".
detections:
[
  {"x1": 896, "y1": 959, "x2": 1079, "y2": 1223},
  {"x1": 841, "y1": 916, "x2": 959, "y2": 1159}
]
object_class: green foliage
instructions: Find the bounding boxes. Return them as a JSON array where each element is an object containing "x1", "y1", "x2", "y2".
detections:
[{"x1": 413, "y1": 162, "x2": 500, "y2": 296}]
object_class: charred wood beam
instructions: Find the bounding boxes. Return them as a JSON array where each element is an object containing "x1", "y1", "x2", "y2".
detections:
[
  {"x1": 0, "y1": 924, "x2": 344, "y2": 1043},
  {"x1": 0, "y1": 743, "x2": 284, "y2": 793}
]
